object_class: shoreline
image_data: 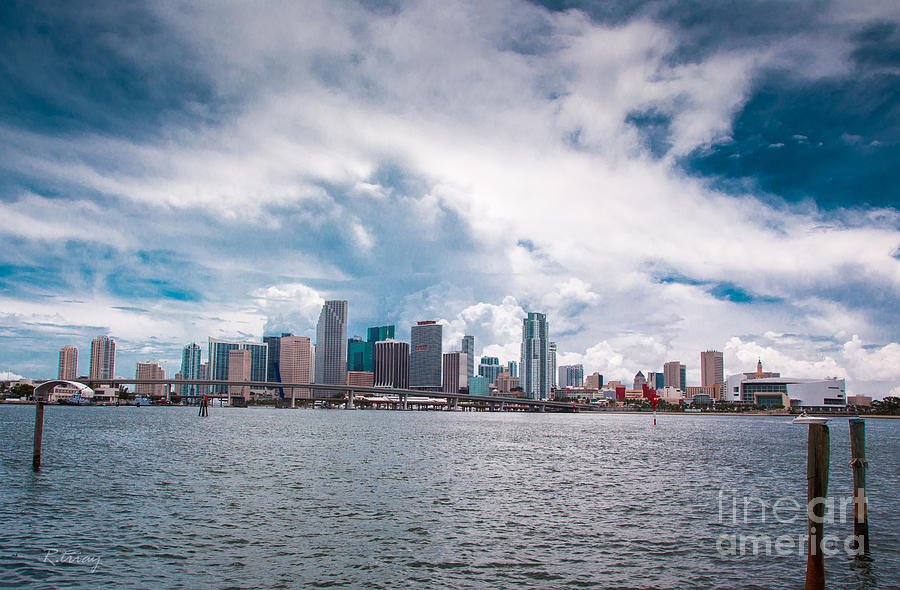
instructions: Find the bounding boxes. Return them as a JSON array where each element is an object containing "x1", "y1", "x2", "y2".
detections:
[{"x1": 2, "y1": 400, "x2": 897, "y2": 418}]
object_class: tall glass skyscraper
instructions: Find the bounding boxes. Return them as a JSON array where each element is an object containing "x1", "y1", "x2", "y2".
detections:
[
  {"x1": 349, "y1": 325, "x2": 395, "y2": 372},
  {"x1": 478, "y1": 356, "x2": 501, "y2": 385},
  {"x1": 180, "y1": 342, "x2": 202, "y2": 398},
  {"x1": 315, "y1": 300, "x2": 348, "y2": 385},
  {"x1": 410, "y1": 321, "x2": 442, "y2": 390},
  {"x1": 208, "y1": 337, "x2": 268, "y2": 394},
  {"x1": 367, "y1": 325, "x2": 395, "y2": 342},
  {"x1": 520, "y1": 313, "x2": 550, "y2": 400},
  {"x1": 461, "y1": 335, "x2": 475, "y2": 379}
]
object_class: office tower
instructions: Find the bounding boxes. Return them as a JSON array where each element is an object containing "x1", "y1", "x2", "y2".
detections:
[
  {"x1": 264, "y1": 333, "x2": 292, "y2": 384},
  {"x1": 558, "y1": 364, "x2": 585, "y2": 389},
  {"x1": 374, "y1": 339, "x2": 409, "y2": 388},
  {"x1": 478, "y1": 356, "x2": 502, "y2": 385},
  {"x1": 507, "y1": 360, "x2": 518, "y2": 378},
  {"x1": 280, "y1": 335, "x2": 312, "y2": 401},
  {"x1": 461, "y1": 335, "x2": 475, "y2": 379},
  {"x1": 310, "y1": 345, "x2": 316, "y2": 383},
  {"x1": 347, "y1": 336, "x2": 372, "y2": 372},
  {"x1": 520, "y1": 312, "x2": 550, "y2": 400},
  {"x1": 633, "y1": 371, "x2": 646, "y2": 390},
  {"x1": 585, "y1": 372, "x2": 603, "y2": 390},
  {"x1": 367, "y1": 325, "x2": 395, "y2": 343},
  {"x1": 442, "y1": 351, "x2": 468, "y2": 393},
  {"x1": 347, "y1": 325, "x2": 394, "y2": 374},
  {"x1": 208, "y1": 337, "x2": 268, "y2": 394},
  {"x1": 58, "y1": 346, "x2": 77, "y2": 380},
  {"x1": 315, "y1": 300, "x2": 348, "y2": 386},
  {"x1": 89, "y1": 336, "x2": 116, "y2": 381},
  {"x1": 701, "y1": 350, "x2": 724, "y2": 387},
  {"x1": 198, "y1": 362, "x2": 210, "y2": 397},
  {"x1": 179, "y1": 343, "x2": 202, "y2": 398},
  {"x1": 647, "y1": 371, "x2": 665, "y2": 390},
  {"x1": 559, "y1": 364, "x2": 584, "y2": 388},
  {"x1": 135, "y1": 361, "x2": 166, "y2": 397},
  {"x1": 572, "y1": 364, "x2": 584, "y2": 388},
  {"x1": 664, "y1": 361, "x2": 686, "y2": 390},
  {"x1": 549, "y1": 341, "x2": 558, "y2": 389},
  {"x1": 178, "y1": 342, "x2": 200, "y2": 397},
  {"x1": 228, "y1": 349, "x2": 252, "y2": 399},
  {"x1": 410, "y1": 321, "x2": 442, "y2": 390}
]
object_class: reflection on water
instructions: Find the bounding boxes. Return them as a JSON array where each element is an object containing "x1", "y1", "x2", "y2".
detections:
[{"x1": 1, "y1": 406, "x2": 898, "y2": 589}]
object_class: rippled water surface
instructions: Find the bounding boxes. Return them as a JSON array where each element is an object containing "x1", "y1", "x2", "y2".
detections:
[{"x1": 1, "y1": 406, "x2": 899, "y2": 589}]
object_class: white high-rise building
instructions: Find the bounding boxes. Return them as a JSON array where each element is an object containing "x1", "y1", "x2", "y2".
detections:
[{"x1": 315, "y1": 300, "x2": 348, "y2": 386}]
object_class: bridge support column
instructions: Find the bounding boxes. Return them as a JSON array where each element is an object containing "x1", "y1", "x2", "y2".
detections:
[
  {"x1": 447, "y1": 397, "x2": 457, "y2": 411},
  {"x1": 539, "y1": 404, "x2": 545, "y2": 413},
  {"x1": 499, "y1": 401, "x2": 505, "y2": 411},
  {"x1": 400, "y1": 394, "x2": 408, "y2": 411},
  {"x1": 346, "y1": 390, "x2": 355, "y2": 410}
]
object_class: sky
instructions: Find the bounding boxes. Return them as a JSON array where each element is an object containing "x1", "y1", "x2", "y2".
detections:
[{"x1": 1, "y1": 0, "x2": 899, "y2": 397}]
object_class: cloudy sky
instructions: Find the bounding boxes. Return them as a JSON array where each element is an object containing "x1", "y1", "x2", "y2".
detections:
[{"x1": 1, "y1": 0, "x2": 898, "y2": 396}]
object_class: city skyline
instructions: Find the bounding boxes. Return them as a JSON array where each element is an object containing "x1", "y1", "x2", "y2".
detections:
[{"x1": 0, "y1": 1, "x2": 898, "y2": 398}]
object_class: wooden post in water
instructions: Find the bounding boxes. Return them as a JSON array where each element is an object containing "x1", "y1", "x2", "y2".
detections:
[
  {"x1": 805, "y1": 423, "x2": 829, "y2": 590},
  {"x1": 32, "y1": 399, "x2": 45, "y2": 470},
  {"x1": 849, "y1": 419, "x2": 869, "y2": 556}
]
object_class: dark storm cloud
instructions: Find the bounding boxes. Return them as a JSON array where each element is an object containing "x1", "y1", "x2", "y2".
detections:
[{"x1": 0, "y1": 0, "x2": 218, "y2": 138}]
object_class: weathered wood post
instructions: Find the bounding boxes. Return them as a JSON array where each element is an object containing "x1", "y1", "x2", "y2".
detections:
[
  {"x1": 805, "y1": 423, "x2": 829, "y2": 590},
  {"x1": 33, "y1": 397, "x2": 45, "y2": 470},
  {"x1": 849, "y1": 418, "x2": 869, "y2": 556}
]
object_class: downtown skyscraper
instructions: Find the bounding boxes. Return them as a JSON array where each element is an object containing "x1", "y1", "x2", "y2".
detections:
[
  {"x1": 180, "y1": 342, "x2": 202, "y2": 397},
  {"x1": 374, "y1": 339, "x2": 409, "y2": 389},
  {"x1": 89, "y1": 336, "x2": 116, "y2": 381},
  {"x1": 701, "y1": 350, "x2": 724, "y2": 387},
  {"x1": 410, "y1": 321, "x2": 442, "y2": 390},
  {"x1": 314, "y1": 300, "x2": 348, "y2": 386},
  {"x1": 461, "y1": 335, "x2": 475, "y2": 379},
  {"x1": 521, "y1": 312, "x2": 550, "y2": 400}
]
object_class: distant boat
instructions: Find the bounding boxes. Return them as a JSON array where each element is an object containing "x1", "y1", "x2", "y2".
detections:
[
  {"x1": 59, "y1": 392, "x2": 91, "y2": 406},
  {"x1": 792, "y1": 411, "x2": 830, "y2": 425}
]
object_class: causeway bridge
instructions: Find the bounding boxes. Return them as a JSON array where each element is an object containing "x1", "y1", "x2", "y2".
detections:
[{"x1": 36, "y1": 378, "x2": 598, "y2": 413}]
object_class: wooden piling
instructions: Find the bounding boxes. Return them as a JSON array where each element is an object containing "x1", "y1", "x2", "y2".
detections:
[
  {"x1": 849, "y1": 419, "x2": 869, "y2": 556},
  {"x1": 32, "y1": 400, "x2": 45, "y2": 470},
  {"x1": 805, "y1": 423, "x2": 829, "y2": 590}
]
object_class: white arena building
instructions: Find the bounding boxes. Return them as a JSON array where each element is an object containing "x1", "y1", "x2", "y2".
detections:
[{"x1": 725, "y1": 374, "x2": 846, "y2": 410}]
